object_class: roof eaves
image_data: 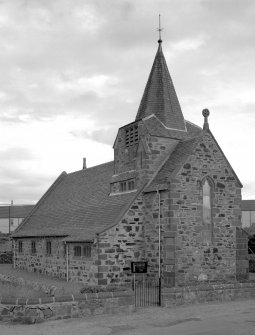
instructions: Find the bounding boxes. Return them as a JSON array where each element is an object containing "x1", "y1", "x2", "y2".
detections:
[
  {"x1": 63, "y1": 237, "x2": 93, "y2": 243},
  {"x1": 12, "y1": 234, "x2": 68, "y2": 239}
]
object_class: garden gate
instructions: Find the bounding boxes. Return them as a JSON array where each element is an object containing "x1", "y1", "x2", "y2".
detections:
[{"x1": 134, "y1": 279, "x2": 161, "y2": 307}]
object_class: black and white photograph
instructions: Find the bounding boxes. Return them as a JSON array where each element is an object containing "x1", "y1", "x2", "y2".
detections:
[{"x1": 1, "y1": 1, "x2": 255, "y2": 334}]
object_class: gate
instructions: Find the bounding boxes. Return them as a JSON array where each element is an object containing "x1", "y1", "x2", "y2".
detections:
[{"x1": 134, "y1": 279, "x2": 161, "y2": 307}]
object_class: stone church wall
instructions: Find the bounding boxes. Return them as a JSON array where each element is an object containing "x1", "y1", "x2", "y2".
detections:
[
  {"x1": 97, "y1": 195, "x2": 145, "y2": 285},
  {"x1": 171, "y1": 132, "x2": 243, "y2": 284},
  {"x1": 114, "y1": 120, "x2": 178, "y2": 188},
  {"x1": 143, "y1": 190, "x2": 174, "y2": 281},
  {"x1": 14, "y1": 238, "x2": 67, "y2": 278},
  {"x1": 137, "y1": 135, "x2": 178, "y2": 185},
  {"x1": 14, "y1": 238, "x2": 98, "y2": 285}
]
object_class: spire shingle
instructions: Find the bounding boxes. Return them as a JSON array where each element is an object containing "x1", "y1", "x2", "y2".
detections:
[{"x1": 136, "y1": 43, "x2": 186, "y2": 131}]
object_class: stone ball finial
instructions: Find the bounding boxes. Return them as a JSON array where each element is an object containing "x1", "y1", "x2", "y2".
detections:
[
  {"x1": 202, "y1": 108, "x2": 210, "y2": 118},
  {"x1": 202, "y1": 108, "x2": 210, "y2": 130}
]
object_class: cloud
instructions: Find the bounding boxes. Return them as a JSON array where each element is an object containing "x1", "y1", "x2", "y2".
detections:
[
  {"x1": 70, "y1": 127, "x2": 116, "y2": 146},
  {"x1": 0, "y1": 147, "x2": 35, "y2": 161},
  {"x1": 0, "y1": 0, "x2": 255, "y2": 203}
]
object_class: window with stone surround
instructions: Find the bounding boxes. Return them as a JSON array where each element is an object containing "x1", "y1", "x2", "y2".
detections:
[
  {"x1": 31, "y1": 241, "x2": 36, "y2": 254},
  {"x1": 83, "y1": 244, "x2": 92, "y2": 258},
  {"x1": 74, "y1": 246, "x2": 81, "y2": 257},
  {"x1": 73, "y1": 244, "x2": 91, "y2": 258},
  {"x1": 46, "y1": 241, "x2": 52, "y2": 255},
  {"x1": 18, "y1": 241, "x2": 23, "y2": 253},
  {"x1": 202, "y1": 177, "x2": 214, "y2": 244},
  {"x1": 125, "y1": 124, "x2": 139, "y2": 147},
  {"x1": 120, "y1": 179, "x2": 135, "y2": 193}
]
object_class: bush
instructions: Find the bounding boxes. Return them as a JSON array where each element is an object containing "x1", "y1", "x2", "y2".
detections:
[
  {"x1": 0, "y1": 251, "x2": 13, "y2": 264},
  {"x1": 249, "y1": 259, "x2": 255, "y2": 273}
]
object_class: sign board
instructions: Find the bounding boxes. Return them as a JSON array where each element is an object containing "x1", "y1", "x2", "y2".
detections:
[{"x1": 131, "y1": 261, "x2": 148, "y2": 274}]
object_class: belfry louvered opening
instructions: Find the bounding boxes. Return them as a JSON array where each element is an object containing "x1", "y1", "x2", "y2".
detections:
[{"x1": 125, "y1": 124, "x2": 139, "y2": 147}]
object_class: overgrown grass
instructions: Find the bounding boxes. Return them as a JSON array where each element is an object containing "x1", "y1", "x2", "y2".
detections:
[{"x1": 0, "y1": 281, "x2": 48, "y2": 299}]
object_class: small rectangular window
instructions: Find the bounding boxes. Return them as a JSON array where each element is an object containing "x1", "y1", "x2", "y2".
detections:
[
  {"x1": 31, "y1": 241, "x2": 36, "y2": 254},
  {"x1": 83, "y1": 244, "x2": 92, "y2": 258},
  {"x1": 128, "y1": 180, "x2": 135, "y2": 190},
  {"x1": 74, "y1": 246, "x2": 81, "y2": 257},
  {"x1": 46, "y1": 241, "x2": 52, "y2": 255},
  {"x1": 120, "y1": 182, "x2": 127, "y2": 192},
  {"x1": 18, "y1": 241, "x2": 23, "y2": 253}
]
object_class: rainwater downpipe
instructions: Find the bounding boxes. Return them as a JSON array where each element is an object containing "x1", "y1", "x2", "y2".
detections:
[
  {"x1": 157, "y1": 189, "x2": 162, "y2": 306},
  {"x1": 65, "y1": 242, "x2": 69, "y2": 282},
  {"x1": 13, "y1": 239, "x2": 16, "y2": 269}
]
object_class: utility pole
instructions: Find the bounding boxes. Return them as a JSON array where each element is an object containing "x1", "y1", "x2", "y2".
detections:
[{"x1": 8, "y1": 200, "x2": 13, "y2": 234}]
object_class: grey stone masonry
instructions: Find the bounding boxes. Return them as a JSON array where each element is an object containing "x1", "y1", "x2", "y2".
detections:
[
  {"x1": 97, "y1": 195, "x2": 145, "y2": 285},
  {"x1": 14, "y1": 238, "x2": 98, "y2": 285},
  {"x1": 170, "y1": 132, "x2": 243, "y2": 285}
]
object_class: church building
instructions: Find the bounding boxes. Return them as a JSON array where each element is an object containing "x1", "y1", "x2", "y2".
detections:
[{"x1": 12, "y1": 36, "x2": 248, "y2": 286}]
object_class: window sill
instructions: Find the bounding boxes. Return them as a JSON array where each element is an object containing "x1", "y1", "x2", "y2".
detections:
[{"x1": 109, "y1": 189, "x2": 137, "y2": 196}]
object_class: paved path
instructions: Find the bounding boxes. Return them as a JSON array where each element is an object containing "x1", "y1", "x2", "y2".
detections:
[{"x1": 1, "y1": 299, "x2": 255, "y2": 335}]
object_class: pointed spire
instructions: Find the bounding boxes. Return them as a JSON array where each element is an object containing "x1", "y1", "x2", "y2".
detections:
[
  {"x1": 202, "y1": 108, "x2": 210, "y2": 130},
  {"x1": 135, "y1": 28, "x2": 186, "y2": 131}
]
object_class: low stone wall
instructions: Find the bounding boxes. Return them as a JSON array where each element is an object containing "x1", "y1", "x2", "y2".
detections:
[
  {"x1": 162, "y1": 282, "x2": 255, "y2": 307},
  {"x1": 0, "y1": 291, "x2": 135, "y2": 323}
]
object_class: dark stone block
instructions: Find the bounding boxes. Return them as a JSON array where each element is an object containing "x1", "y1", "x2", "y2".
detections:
[
  {"x1": 98, "y1": 279, "x2": 108, "y2": 286},
  {"x1": 105, "y1": 249, "x2": 115, "y2": 253},
  {"x1": 183, "y1": 163, "x2": 191, "y2": 169}
]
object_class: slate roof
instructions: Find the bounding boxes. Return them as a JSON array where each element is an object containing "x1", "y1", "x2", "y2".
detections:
[
  {"x1": 135, "y1": 42, "x2": 186, "y2": 131},
  {"x1": 145, "y1": 128, "x2": 243, "y2": 192},
  {"x1": 142, "y1": 115, "x2": 202, "y2": 139},
  {"x1": 241, "y1": 200, "x2": 255, "y2": 211},
  {"x1": 13, "y1": 162, "x2": 140, "y2": 240},
  {"x1": 0, "y1": 205, "x2": 34, "y2": 219},
  {"x1": 145, "y1": 137, "x2": 200, "y2": 192}
]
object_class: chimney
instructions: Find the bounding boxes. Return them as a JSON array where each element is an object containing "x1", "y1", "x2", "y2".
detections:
[{"x1": 83, "y1": 158, "x2": 87, "y2": 169}]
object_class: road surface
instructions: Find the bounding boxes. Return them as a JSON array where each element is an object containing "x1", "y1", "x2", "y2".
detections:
[{"x1": 1, "y1": 299, "x2": 255, "y2": 335}]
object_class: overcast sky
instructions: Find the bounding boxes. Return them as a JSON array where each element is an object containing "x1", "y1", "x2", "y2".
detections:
[{"x1": 0, "y1": 0, "x2": 255, "y2": 205}]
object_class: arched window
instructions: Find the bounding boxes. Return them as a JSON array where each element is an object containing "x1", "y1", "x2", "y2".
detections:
[
  {"x1": 202, "y1": 177, "x2": 213, "y2": 244},
  {"x1": 203, "y1": 179, "x2": 212, "y2": 226}
]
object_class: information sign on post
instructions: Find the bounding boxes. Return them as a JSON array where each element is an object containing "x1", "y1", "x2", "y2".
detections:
[{"x1": 131, "y1": 261, "x2": 148, "y2": 274}]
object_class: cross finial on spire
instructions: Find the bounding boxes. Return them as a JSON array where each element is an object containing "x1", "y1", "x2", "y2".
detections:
[
  {"x1": 157, "y1": 14, "x2": 163, "y2": 44},
  {"x1": 202, "y1": 108, "x2": 210, "y2": 130}
]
